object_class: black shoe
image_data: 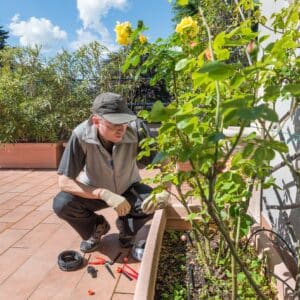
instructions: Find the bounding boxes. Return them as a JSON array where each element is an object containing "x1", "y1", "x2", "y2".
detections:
[
  {"x1": 80, "y1": 217, "x2": 110, "y2": 253},
  {"x1": 116, "y1": 218, "x2": 135, "y2": 248}
]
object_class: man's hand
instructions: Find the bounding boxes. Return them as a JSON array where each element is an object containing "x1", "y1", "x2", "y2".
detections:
[
  {"x1": 141, "y1": 190, "x2": 170, "y2": 214},
  {"x1": 100, "y1": 189, "x2": 131, "y2": 216}
]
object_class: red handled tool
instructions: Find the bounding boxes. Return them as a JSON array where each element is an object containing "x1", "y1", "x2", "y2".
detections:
[
  {"x1": 116, "y1": 266, "x2": 133, "y2": 281},
  {"x1": 88, "y1": 257, "x2": 106, "y2": 265},
  {"x1": 89, "y1": 256, "x2": 115, "y2": 279},
  {"x1": 116, "y1": 257, "x2": 139, "y2": 280}
]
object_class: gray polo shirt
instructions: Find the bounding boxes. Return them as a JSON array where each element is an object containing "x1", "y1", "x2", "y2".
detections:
[{"x1": 58, "y1": 117, "x2": 151, "y2": 194}]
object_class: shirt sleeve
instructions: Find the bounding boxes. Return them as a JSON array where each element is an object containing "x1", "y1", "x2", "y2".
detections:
[{"x1": 57, "y1": 133, "x2": 86, "y2": 179}]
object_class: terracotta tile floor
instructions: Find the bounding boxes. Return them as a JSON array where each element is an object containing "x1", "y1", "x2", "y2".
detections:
[{"x1": 0, "y1": 169, "x2": 154, "y2": 300}]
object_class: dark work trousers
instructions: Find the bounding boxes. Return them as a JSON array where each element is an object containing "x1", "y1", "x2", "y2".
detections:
[{"x1": 52, "y1": 182, "x2": 153, "y2": 240}]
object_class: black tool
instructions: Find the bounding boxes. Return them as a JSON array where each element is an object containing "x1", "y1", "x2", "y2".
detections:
[
  {"x1": 87, "y1": 265, "x2": 98, "y2": 278},
  {"x1": 109, "y1": 252, "x2": 122, "y2": 265},
  {"x1": 105, "y1": 263, "x2": 115, "y2": 278}
]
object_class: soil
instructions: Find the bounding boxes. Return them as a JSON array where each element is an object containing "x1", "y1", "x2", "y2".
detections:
[
  {"x1": 155, "y1": 230, "x2": 276, "y2": 300},
  {"x1": 155, "y1": 230, "x2": 208, "y2": 300}
]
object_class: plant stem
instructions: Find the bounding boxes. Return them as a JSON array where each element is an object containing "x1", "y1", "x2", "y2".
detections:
[
  {"x1": 235, "y1": 214, "x2": 241, "y2": 248},
  {"x1": 233, "y1": 0, "x2": 253, "y2": 66},
  {"x1": 230, "y1": 224, "x2": 237, "y2": 300},
  {"x1": 193, "y1": 175, "x2": 268, "y2": 299},
  {"x1": 223, "y1": 122, "x2": 246, "y2": 164},
  {"x1": 216, "y1": 237, "x2": 223, "y2": 265},
  {"x1": 176, "y1": 185, "x2": 211, "y2": 275},
  {"x1": 197, "y1": 5, "x2": 221, "y2": 131},
  {"x1": 207, "y1": 202, "x2": 267, "y2": 299}
]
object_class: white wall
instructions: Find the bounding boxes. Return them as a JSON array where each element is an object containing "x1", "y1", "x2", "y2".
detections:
[{"x1": 258, "y1": 0, "x2": 300, "y2": 252}]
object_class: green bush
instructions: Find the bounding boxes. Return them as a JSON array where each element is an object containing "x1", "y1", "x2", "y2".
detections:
[{"x1": 0, "y1": 46, "x2": 96, "y2": 143}]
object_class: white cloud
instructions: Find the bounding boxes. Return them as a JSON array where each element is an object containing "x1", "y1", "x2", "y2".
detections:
[
  {"x1": 9, "y1": 14, "x2": 67, "y2": 49},
  {"x1": 71, "y1": 29, "x2": 118, "y2": 52},
  {"x1": 70, "y1": 29, "x2": 99, "y2": 49},
  {"x1": 77, "y1": 0, "x2": 128, "y2": 30},
  {"x1": 75, "y1": 0, "x2": 128, "y2": 50}
]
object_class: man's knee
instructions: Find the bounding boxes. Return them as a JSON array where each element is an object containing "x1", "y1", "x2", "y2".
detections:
[{"x1": 53, "y1": 191, "x2": 74, "y2": 217}]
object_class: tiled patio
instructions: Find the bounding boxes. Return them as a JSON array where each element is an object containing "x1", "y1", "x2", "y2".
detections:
[{"x1": 0, "y1": 169, "x2": 152, "y2": 300}]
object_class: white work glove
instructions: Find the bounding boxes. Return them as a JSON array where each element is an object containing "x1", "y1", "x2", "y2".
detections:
[
  {"x1": 100, "y1": 189, "x2": 131, "y2": 216},
  {"x1": 141, "y1": 190, "x2": 170, "y2": 214}
]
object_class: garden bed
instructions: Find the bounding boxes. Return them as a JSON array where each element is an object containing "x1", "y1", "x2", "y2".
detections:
[
  {"x1": 155, "y1": 230, "x2": 277, "y2": 299},
  {"x1": 134, "y1": 207, "x2": 296, "y2": 300}
]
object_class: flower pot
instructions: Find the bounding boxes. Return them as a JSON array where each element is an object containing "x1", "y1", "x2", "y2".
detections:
[{"x1": 0, "y1": 143, "x2": 64, "y2": 169}]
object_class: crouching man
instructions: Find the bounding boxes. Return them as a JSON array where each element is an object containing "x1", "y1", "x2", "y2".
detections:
[{"x1": 53, "y1": 92, "x2": 169, "y2": 253}]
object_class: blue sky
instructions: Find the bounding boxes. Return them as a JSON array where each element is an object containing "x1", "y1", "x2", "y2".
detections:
[{"x1": 1, "y1": 0, "x2": 174, "y2": 55}]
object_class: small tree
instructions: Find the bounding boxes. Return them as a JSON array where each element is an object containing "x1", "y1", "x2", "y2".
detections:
[
  {"x1": 0, "y1": 26, "x2": 9, "y2": 50},
  {"x1": 116, "y1": 0, "x2": 300, "y2": 298}
]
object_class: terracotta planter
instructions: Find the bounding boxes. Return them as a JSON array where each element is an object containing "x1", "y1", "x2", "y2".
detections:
[
  {"x1": 0, "y1": 143, "x2": 64, "y2": 169},
  {"x1": 176, "y1": 161, "x2": 192, "y2": 172},
  {"x1": 134, "y1": 204, "x2": 295, "y2": 300}
]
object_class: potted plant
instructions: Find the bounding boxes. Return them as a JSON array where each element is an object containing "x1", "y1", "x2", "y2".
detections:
[{"x1": 0, "y1": 46, "x2": 95, "y2": 168}]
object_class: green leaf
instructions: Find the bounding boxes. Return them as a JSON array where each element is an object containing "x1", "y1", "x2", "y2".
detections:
[
  {"x1": 152, "y1": 152, "x2": 168, "y2": 164},
  {"x1": 264, "y1": 148, "x2": 275, "y2": 161},
  {"x1": 237, "y1": 272, "x2": 246, "y2": 282},
  {"x1": 149, "y1": 101, "x2": 169, "y2": 122},
  {"x1": 224, "y1": 38, "x2": 249, "y2": 47},
  {"x1": 238, "y1": 108, "x2": 258, "y2": 121},
  {"x1": 215, "y1": 49, "x2": 230, "y2": 61},
  {"x1": 282, "y1": 84, "x2": 300, "y2": 96},
  {"x1": 229, "y1": 205, "x2": 239, "y2": 217},
  {"x1": 213, "y1": 32, "x2": 226, "y2": 49},
  {"x1": 175, "y1": 58, "x2": 189, "y2": 71},
  {"x1": 207, "y1": 132, "x2": 225, "y2": 143},
  {"x1": 230, "y1": 74, "x2": 246, "y2": 89},
  {"x1": 222, "y1": 108, "x2": 240, "y2": 123},
  {"x1": 198, "y1": 61, "x2": 236, "y2": 80},
  {"x1": 159, "y1": 122, "x2": 176, "y2": 133},
  {"x1": 264, "y1": 85, "x2": 281, "y2": 101},
  {"x1": 266, "y1": 140, "x2": 288, "y2": 153},
  {"x1": 185, "y1": 212, "x2": 199, "y2": 221},
  {"x1": 242, "y1": 143, "x2": 254, "y2": 158},
  {"x1": 130, "y1": 55, "x2": 140, "y2": 67},
  {"x1": 192, "y1": 72, "x2": 210, "y2": 89},
  {"x1": 222, "y1": 96, "x2": 253, "y2": 109},
  {"x1": 258, "y1": 34, "x2": 270, "y2": 43},
  {"x1": 239, "y1": 214, "x2": 253, "y2": 236},
  {"x1": 262, "y1": 177, "x2": 282, "y2": 189},
  {"x1": 121, "y1": 58, "x2": 131, "y2": 73},
  {"x1": 243, "y1": 132, "x2": 257, "y2": 141},
  {"x1": 177, "y1": 116, "x2": 198, "y2": 133},
  {"x1": 237, "y1": 105, "x2": 278, "y2": 122},
  {"x1": 257, "y1": 105, "x2": 278, "y2": 122},
  {"x1": 253, "y1": 147, "x2": 267, "y2": 164}
]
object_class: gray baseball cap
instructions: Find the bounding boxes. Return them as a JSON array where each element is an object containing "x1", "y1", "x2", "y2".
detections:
[{"x1": 91, "y1": 92, "x2": 137, "y2": 124}]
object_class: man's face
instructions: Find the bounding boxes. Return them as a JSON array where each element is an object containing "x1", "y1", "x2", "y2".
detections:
[{"x1": 93, "y1": 116, "x2": 128, "y2": 143}]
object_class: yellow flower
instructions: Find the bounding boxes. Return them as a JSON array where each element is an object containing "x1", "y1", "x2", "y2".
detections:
[
  {"x1": 176, "y1": 16, "x2": 199, "y2": 39},
  {"x1": 114, "y1": 21, "x2": 132, "y2": 46},
  {"x1": 139, "y1": 34, "x2": 147, "y2": 44}
]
